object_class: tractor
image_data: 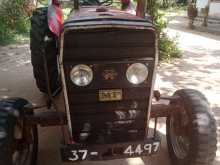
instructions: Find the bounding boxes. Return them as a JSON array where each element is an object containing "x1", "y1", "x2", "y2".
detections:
[{"x1": 0, "y1": 0, "x2": 217, "y2": 165}]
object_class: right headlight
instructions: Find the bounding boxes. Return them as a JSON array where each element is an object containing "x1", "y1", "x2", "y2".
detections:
[
  {"x1": 70, "y1": 64, "x2": 93, "y2": 86},
  {"x1": 126, "y1": 63, "x2": 148, "y2": 85}
]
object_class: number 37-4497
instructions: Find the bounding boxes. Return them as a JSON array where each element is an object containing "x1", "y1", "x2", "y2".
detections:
[
  {"x1": 68, "y1": 142, "x2": 160, "y2": 161},
  {"x1": 124, "y1": 142, "x2": 160, "y2": 156}
]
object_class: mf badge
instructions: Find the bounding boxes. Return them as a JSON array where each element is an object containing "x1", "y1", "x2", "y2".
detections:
[{"x1": 102, "y1": 69, "x2": 118, "y2": 81}]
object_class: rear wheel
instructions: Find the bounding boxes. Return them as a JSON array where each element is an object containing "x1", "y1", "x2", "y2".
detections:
[
  {"x1": 0, "y1": 98, "x2": 38, "y2": 165},
  {"x1": 30, "y1": 7, "x2": 60, "y2": 95},
  {"x1": 167, "y1": 89, "x2": 217, "y2": 165}
]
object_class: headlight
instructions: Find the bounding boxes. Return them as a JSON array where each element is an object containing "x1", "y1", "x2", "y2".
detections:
[
  {"x1": 70, "y1": 64, "x2": 93, "y2": 86},
  {"x1": 126, "y1": 63, "x2": 148, "y2": 85}
]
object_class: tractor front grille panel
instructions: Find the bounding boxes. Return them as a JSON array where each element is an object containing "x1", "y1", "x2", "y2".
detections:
[
  {"x1": 62, "y1": 28, "x2": 156, "y2": 144},
  {"x1": 63, "y1": 60, "x2": 153, "y2": 143},
  {"x1": 70, "y1": 100, "x2": 149, "y2": 144},
  {"x1": 63, "y1": 61, "x2": 154, "y2": 144},
  {"x1": 66, "y1": 85, "x2": 151, "y2": 144},
  {"x1": 63, "y1": 28, "x2": 156, "y2": 61}
]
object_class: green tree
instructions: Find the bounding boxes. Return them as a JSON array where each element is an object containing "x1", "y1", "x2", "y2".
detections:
[
  {"x1": 0, "y1": 0, "x2": 30, "y2": 44},
  {"x1": 146, "y1": 0, "x2": 181, "y2": 60}
]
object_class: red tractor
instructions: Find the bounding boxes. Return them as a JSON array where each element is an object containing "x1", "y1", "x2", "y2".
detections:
[{"x1": 0, "y1": 0, "x2": 217, "y2": 165}]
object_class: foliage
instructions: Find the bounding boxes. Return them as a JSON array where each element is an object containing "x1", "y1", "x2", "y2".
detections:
[
  {"x1": 147, "y1": 0, "x2": 181, "y2": 61},
  {"x1": 159, "y1": 33, "x2": 181, "y2": 60},
  {"x1": 0, "y1": 0, "x2": 30, "y2": 45},
  {"x1": 37, "y1": 0, "x2": 49, "y2": 6},
  {"x1": 156, "y1": 0, "x2": 187, "y2": 9},
  {"x1": 63, "y1": 8, "x2": 72, "y2": 20},
  {"x1": 160, "y1": 5, "x2": 187, "y2": 15},
  {"x1": 159, "y1": 0, "x2": 176, "y2": 8},
  {"x1": 0, "y1": 17, "x2": 13, "y2": 44}
]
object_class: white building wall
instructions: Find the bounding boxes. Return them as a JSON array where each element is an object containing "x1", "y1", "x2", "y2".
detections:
[
  {"x1": 209, "y1": 2, "x2": 220, "y2": 18},
  {"x1": 197, "y1": 0, "x2": 209, "y2": 10},
  {"x1": 196, "y1": 0, "x2": 220, "y2": 18}
]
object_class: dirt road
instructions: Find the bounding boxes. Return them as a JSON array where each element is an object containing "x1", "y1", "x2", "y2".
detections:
[{"x1": 0, "y1": 16, "x2": 220, "y2": 165}]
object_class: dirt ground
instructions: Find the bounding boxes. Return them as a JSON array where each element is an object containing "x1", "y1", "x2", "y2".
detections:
[{"x1": 0, "y1": 16, "x2": 220, "y2": 165}]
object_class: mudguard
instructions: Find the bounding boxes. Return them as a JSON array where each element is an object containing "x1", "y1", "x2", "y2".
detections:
[{"x1": 48, "y1": 0, "x2": 63, "y2": 36}]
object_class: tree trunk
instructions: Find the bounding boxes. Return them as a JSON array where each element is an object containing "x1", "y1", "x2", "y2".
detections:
[{"x1": 202, "y1": 0, "x2": 210, "y2": 27}]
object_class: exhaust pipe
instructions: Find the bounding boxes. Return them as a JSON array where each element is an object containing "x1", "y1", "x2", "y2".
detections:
[{"x1": 136, "y1": 0, "x2": 147, "y2": 18}]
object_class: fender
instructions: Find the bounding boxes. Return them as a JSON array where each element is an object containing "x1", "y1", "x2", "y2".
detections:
[{"x1": 48, "y1": 0, "x2": 63, "y2": 37}]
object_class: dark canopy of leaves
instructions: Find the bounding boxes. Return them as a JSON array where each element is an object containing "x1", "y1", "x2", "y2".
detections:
[{"x1": 0, "y1": 0, "x2": 30, "y2": 44}]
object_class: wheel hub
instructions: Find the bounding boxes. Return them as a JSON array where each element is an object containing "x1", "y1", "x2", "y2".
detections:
[{"x1": 169, "y1": 107, "x2": 190, "y2": 159}]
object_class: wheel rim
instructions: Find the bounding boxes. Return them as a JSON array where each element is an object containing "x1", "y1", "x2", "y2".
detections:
[
  {"x1": 169, "y1": 113, "x2": 190, "y2": 159},
  {"x1": 12, "y1": 122, "x2": 34, "y2": 165}
]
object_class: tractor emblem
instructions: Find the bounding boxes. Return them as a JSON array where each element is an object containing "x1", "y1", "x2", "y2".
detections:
[{"x1": 102, "y1": 69, "x2": 118, "y2": 81}]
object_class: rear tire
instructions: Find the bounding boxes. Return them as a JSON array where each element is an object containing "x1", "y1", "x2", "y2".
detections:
[
  {"x1": 167, "y1": 89, "x2": 217, "y2": 165},
  {"x1": 30, "y1": 7, "x2": 60, "y2": 94}
]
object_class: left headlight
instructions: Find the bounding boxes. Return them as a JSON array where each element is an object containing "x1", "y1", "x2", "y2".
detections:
[
  {"x1": 126, "y1": 63, "x2": 148, "y2": 85},
  {"x1": 70, "y1": 64, "x2": 93, "y2": 86}
]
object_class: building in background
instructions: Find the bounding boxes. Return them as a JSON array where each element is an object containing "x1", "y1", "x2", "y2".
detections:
[{"x1": 197, "y1": 0, "x2": 220, "y2": 19}]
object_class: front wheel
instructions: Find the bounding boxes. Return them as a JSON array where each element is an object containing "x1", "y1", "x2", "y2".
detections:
[
  {"x1": 167, "y1": 89, "x2": 217, "y2": 165},
  {"x1": 0, "y1": 98, "x2": 38, "y2": 165}
]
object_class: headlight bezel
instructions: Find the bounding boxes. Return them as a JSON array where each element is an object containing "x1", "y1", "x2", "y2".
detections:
[
  {"x1": 126, "y1": 63, "x2": 149, "y2": 85},
  {"x1": 70, "y1": 64, "x2": 93, "y2": 87}
]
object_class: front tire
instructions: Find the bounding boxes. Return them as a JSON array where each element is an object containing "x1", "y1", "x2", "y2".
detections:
[
  {"x1": 0, "y1": 98, "x2": 38, "y2": 165},
  {"x1": 167, "y1": 89, "x2": 217, "y2": 165}
]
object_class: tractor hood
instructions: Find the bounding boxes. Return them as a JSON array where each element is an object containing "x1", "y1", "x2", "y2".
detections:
[
  {"x1": 62, "y1": 6, "x2": 154, "y2": 30},
  {"x1": 60, "y1": 6, "x2": 156, "y2": 61}
]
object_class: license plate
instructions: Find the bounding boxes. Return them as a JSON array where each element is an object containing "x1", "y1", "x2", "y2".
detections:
[
  {"x1": 123, "y1": 142, "x2": 160, "y2": 156},
  {"x1": 61, "y1": 141, "x2": 160, "y2": 162},
  {"x1": 99, "y1": 89, "x2": 122, "y2": 101}
]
